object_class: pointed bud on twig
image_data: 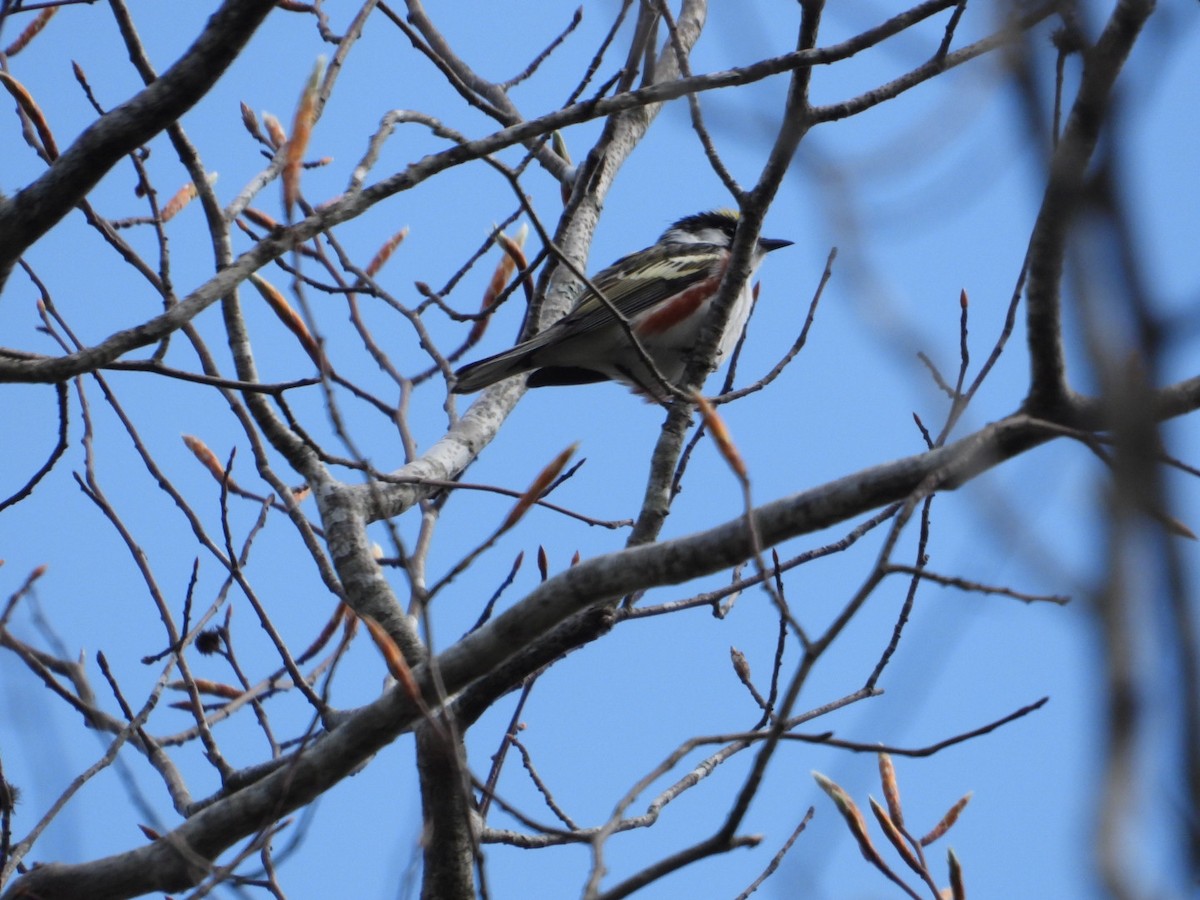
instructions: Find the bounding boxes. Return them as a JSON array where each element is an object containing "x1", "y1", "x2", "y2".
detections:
[
  {"x1": 878, "y1": 752, "x2": 904, "y2": 826},
  {"x1": 296, "y1": 602, "x2": 349, "y2": 664},
  {"x1": 730, "y1": 646, "x2": 751, "y2": 681},
  {"x1": 362, "y1": 615, "x2": 420, "y2": 702},
  {"x1": 694, "y1": 392, "x2": 747, "y2": 481},
  {"x1": 240, "y1": 101, "x2": 263, "y2": 142},
  {"x1": 869, "y1": 796, "x2": 922, "y2": 874},
  {"x1": 182, "y1": 435, "x2": 227, "y2": 483},
  {"x1": 920, "y1": 792, "x2": 973, "y2": 846},
  {"x1": 283, "y1": 57, "x2": 325, "y2": 218},
  {"x1": 0, "y1": 72, "x2": 58, "y2": 159},
  {"x1": 500, "y1": 444, "x2": 578, "y2": 534},
  {"x1": 365, "y1": 227, "x2": 410, "y2": 277},
  {"x1": 238, "y1": 102, "x2": 267, "y2": 148},
  {"x1": 816, "y1": 772, "x2": 925, "y2": 898},
  {"x1": 242, "y1": 208, "x2": 280, "y2": 233},
  {"x1": 552, "y1": 132, "x2": 573, "y2": 203},
  {"x1": 169, "y1": 678, "x2": 241, "y2": 699},
  {"x1": 551, "y1": 131, "x2": 571, "y2": 165},
  {"x1": 262, "y1": 112, "x2": 287, "y2": 150},
  {"x1": 161, "y1": 181, "x2": 198, "y2": 223},
  {"x1": 160, "y1": 173, "x2": 216, "y2": 223},
  {"x1": 468, "y1": 225, "x2": 529, "y2": 348},
  {"x1": 948, "y1": 847, "x2": 965, "y2": 899},
  {"x1": 813, "y1": 771, "x2": 876, "y2": 861},
  {"x1": 248, "y1": 274, "x2": 326, "y2": 371},
  {"x1": 5, "y1": 7, "x2": 56, "y2": 57}
]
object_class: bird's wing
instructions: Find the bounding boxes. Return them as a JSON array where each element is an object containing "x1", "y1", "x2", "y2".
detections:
[{"x1": 549, "y1": 244, "x2": 726, "y2": 338}]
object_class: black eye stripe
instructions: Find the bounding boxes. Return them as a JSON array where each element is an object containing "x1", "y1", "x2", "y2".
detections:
[{"x1": 662, "y1": 209, "x2": 740, "y2": 242}]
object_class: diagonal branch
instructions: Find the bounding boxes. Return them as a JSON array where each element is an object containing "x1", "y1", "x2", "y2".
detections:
[
  {"x1": 0, "y1": 0, "x2": 277, "y2": 287},
  {"x1": 7, "y1": 382, "x2": 1200, "y2": 900},
  {"x1": 1022, "y1": 0, "x2": 1156, "y2": 415},
  {"x1": 0, "y1": 0, "x2": 1043, "y2": 387}
]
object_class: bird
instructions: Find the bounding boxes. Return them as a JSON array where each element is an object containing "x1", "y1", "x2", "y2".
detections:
[{"x1": 451, "y1": 209, "x2": 792, "y2": 401}]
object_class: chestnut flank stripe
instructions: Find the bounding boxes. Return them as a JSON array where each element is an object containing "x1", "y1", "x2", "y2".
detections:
[{"x1": 635, "y1": 267, "x2": 726, "y2": 336}]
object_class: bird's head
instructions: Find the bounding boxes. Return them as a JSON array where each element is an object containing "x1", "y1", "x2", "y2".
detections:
[{"x1": 659, "y1": 209, "x2": 792, "y2": 255}]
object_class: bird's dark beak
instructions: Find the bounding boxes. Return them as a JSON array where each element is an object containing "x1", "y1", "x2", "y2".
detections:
[{"x1": 759, "y1": 237, "x2": 793, "y2": 252}]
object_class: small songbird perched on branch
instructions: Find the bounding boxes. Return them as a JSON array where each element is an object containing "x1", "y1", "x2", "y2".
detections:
[{"x1": 451, "y1": 209, "x2": 791, "y2": 401}]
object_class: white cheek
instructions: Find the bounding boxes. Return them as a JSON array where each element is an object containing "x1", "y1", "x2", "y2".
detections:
[{"x1": 692, "y1": 228, "x2": 731, "y2": 245}]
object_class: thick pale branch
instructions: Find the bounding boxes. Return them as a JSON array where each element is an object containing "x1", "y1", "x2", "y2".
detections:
[
  {"x1": 630, "y1": 0, "x2": 822, "y2": 546},
  {"x1": 8, "y1": 384, "x2": 1200, "y2": 900},
  {"x1": 0, "y1": 0, "x2": 1034, "y2": 386}
]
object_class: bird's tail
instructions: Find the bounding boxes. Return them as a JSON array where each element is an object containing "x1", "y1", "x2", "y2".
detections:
[{"x1": 451, "y1": 345, "x2": 537, "y2": 394}]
